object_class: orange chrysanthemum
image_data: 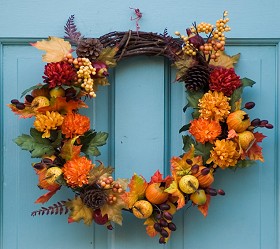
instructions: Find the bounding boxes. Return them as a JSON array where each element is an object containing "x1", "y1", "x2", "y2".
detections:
[
  {"x1": 189, "y1": 118, "x2": 222, "y2": 144},
  {"x1": 206, "y1": 139, "x2": 240, "y2": 169},
  {"x1": 198, "y1": 91, "x2": 231, "y2": 122},
  {"x1": 61, "y1": 112, "x2": 90, "y2": 138},
  {"x1": 62, "y1": 156, "x2": 93, "y2": 188}
]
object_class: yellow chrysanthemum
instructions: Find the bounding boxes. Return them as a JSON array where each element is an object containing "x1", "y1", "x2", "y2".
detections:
[
  {"x1": 62, "y1": 156, "x2": 94, "y2": 188},
  {"x1": 207, "y1": 139, "x2": 240, "y2": 169},
  {"x1": 189, "y1": 118, "x2": 222, "y2": 144},
  {"x1": 198, "y1": 91, "x2": 231, "y2": 122},
  {"x1": 34, "y1": 111, "x2": 64, "y2": 138}
]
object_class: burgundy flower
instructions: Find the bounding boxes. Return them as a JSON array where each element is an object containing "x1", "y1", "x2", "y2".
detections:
[
  {"x1": 43, "y1": 61, "x2": 77, "y2": 88},
  {"x1": 209, "y1": 67, "x2": 241, "y2": 96}
]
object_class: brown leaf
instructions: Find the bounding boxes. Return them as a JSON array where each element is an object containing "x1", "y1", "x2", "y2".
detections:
[{"x1": 210, "y1": 51, "x2": 240, "y2": 69}]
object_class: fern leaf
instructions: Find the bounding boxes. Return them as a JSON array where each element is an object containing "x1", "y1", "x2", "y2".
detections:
[
  {"x1": 64, "y1": 15, "x2": 82, "y2": 45},
  {"x1": 31, "y1": 200, "x2": 69, "y2": 217}
]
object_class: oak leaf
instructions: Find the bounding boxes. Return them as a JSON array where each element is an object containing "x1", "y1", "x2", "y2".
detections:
[
  {"x1": 121, "y1": 174, "x2": 148, "y2": 208},
  {"x1": 31, "y1": 37, "x2": 72, "y2": 63},
  {"x1": 66, "y1": 197, "x2": 93, "y2": 225}
]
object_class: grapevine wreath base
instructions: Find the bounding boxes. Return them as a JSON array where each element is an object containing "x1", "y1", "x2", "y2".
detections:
[{"x1": 8, "y1": 12, "x2": 273, "y2": 244}]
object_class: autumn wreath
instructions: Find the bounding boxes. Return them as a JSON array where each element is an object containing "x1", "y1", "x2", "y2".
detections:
[{"x1": 8, "y1": 12, "x2": 273, "y2": 244}]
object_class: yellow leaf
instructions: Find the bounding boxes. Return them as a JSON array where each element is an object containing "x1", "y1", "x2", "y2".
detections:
[
  {"x1": 164, "y1": 181, "x2": 185, "y2": 209},
  {"x1": 66, "y1": 197, "x2": 93, "y2": 226},
  {"x1": 31, "y1": 37, "x2": 72, "y2": 63},
  {"x1": 97, "y1": 47, "x2": 118, "y2": 68},
  {"x1": 121, "y1": 174, "x2": 148, "y2": 208},
  {"x1": 210, "y1": 51, "x2": 240, "y2": 69},
  {"x1": 173, "y1": 54, "x2": 196, "y2": 81},
  {"x1": 100, "y1": 178, "x2": 128, "y2": 225},
  {"x1": 144, "y1": 218, "x2": 158, "y2": 237}
]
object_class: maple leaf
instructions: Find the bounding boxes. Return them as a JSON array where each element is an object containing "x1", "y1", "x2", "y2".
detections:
[
  {"x1": 100, "y1": 178, "x2": 128, "y2": 225},
  {"x1": 59, "y1": 136, "x2": 81, "y2": 161},
  {"x1": 35, "y1": 188, "x2": 61, "y2": 204},
  {"x1": 173, "y1": 53, "x2": 196, "y2": 81},
  {"x1": 87, "y1": 161, "x2": 114, "y2": 185},
  {"x1": 170, "y1": 145, "x2": 203, "y2": 179},
  {"x1": 144, "y1": 218, "x2": 158, "y2": 237},
  {"x1": 31, "y1": 37, "x2": 72, "y2": 63},
  {"x1": 97, "y1": 47, "x2": 118, "y2": 68},
  {"x1": 164, "y1": 181, "x2": 185, "y2": 209},
  {"x1": 66, "y1": 197, "x2": 93, "y2": 226},
  {"x1": 38, "y1": 97, "x2": 88, "y2": 114},
  {"x1": 198, "y1": 194, "x2": 211, "y2": 217},
  {"x1": 121, "y1": 174, "x2": 148, "y2": 208},
  {"x1": 7, "y1": 104, "x2": 36, "y2": 119},
  {"x1": 210, "y1": 51, "x2": 240, "y2": 69}
]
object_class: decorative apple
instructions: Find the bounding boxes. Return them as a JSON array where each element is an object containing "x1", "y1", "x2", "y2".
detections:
[
  {"x1": 49, "y1": 87, "x2": 65, "y2": 98},
  {"x1": 226, "y1": 110, "x2": 251, "y2": 133},
  {"x1": 145, "y1": 183, "x2": 169, "y2": 204},
  {"x1": 237, "y1": 130, "x2": 255, "y2": 150},
  {"x1": 31, "y1": 96, "x2": 50, "y2": 111},
  {"x1": 178, "y1": 175, "x2": 199, "y2": 194},
  {"x1": 93, "y1": 209, "x2": 109, "y2": 225},
  {"x1": 45, "y1": 167, "x2": 63, "y2": 185},
  {"x1": 132, "y1": 200, "x2": 153, "y2": 219},
  {"x1": 190, "y1": 189, "x2": 207, "y2": 205}
]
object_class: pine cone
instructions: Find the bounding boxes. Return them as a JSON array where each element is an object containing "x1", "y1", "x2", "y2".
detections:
[
  {"x1": 76, "y1": 38, "x2": 104, "y2": 61},
  {"x1": 183, "y1": 65, "x2": 210, "y2": 92},
  {"x1": 81, "y1": 188, "x2": 108, "y2": 209}
]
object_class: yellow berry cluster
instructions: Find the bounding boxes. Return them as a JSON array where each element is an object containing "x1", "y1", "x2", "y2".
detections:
[
  {"x1": 174, "y1": 31, "x2": 198, "y2": 56},
  {"x1": 73, "y1": 57, "x2": 97, "y2": 97},
  {"x1": 195, "y1": 22, "x2": 214, "y2": 34}
]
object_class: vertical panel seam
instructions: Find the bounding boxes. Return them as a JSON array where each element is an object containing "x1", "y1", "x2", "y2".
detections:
[{"x1": 0, "y1": 41, "x2": 3, "y2": 249}]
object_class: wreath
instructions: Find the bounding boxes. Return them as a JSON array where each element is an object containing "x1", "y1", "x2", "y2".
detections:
[{"x1": 8, "y1": 11, "x2": 273, "y2": 244}]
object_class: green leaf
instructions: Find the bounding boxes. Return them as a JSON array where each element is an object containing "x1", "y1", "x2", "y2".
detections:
[
  {"x1": 182, "y1": 135, "x2": 195, "y2": 152},
  {"x1": 14, "y1": 129, "x2": 55, "y2": 158},
  {"x1": 233, "y1": 160, "x2": 256, "y2": 169},
  {"x1": 194, "y1": 142, "x2": 213, "y2": 165},
  {"x1": 184, "y1": 90, "x2": 203, "y2": 118},
  {"x1": 20, "y1": 84, "x2": 44, "y2": 98},
  {"x1": 81, "y1": 131, "x2": 109, "y2": 157},
  {"x1": 50, "y1": 130, "x2": 63, "y2": 148},
  {"x1": 230, "y1": 78, "x2": 256, "y2": 111},
  {"x1": 179, "y1": 124, "x2": 190, "y2": 133}
]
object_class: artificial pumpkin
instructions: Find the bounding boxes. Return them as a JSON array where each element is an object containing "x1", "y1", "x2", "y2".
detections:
[
  {"x1": 145, "y1": 183, "x2": 169, "y2": 204},
  {"x1": 192, "y1": 166, "x2": 214, "y2": 188},
  {"x1": 226, "y1": 110, "x2": 251, "y2": 133}
]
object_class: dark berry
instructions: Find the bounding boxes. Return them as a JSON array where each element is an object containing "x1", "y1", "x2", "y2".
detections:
[
  {"x1": 159, "y1": 203, "x2": 170, "y2": 210},
  {"x1": 205, "y1": 188, "x2": 217, "y2": 196},
  {"x1": 11, "y1": 99, "x2": 19, "y2": 104},
  {"x1": 16, "y1": 103, "x2": 25, "y2": 110},
  {"x1": 217, "y1": 189, "x2": 225, "y2": 195},
  {"x1": 160, "y1": 228, "x2": 169, "y2": 238},
  {"x1": 33, "y1": 163, "x2": 44, "y2": 170},
  {"x1": 159, "y1": 237, "x2": 166, "y2": 244},
  {"x1": 168, "y1": 222, "x2": 177, "y2": 231},
  {"x1": 191, "y1": 164, "x2": 199, "y2": 174},
  {"x1": 25, "y1": 94, "x2": 34, "y2": 103},
  {"x1": 163, "y1": 211, "x2": 173, "y2": 221},
  {"x1": 265, "y1": 124, "x2": 273, "y2": 129},
  {"x1": 42, "y1": 158, "x2": 53, "y2": 164},
  {"x1": 153, "y1": 223, "x2": 162, "y2": 232},
  {"x1": 201, "y1": 167, "x2": 210, "y2": 175},
  {"x1": 251, "y1": 118, "x2": 261, "y2": 126},
  {"x1": 107, "y1": 224, "x2": 114, "y2": 230},
  {"x1": 159, "y1": 219, "x2": 168, "y2": 227},
  {"x1": 244, "y1": 102, "x2": 255, "y2": 110},
  {"x1": 186, "y1": 159, "x2": 193, "y2": 165},
  {"x1": 259, "y1": 120, "x2": 268, "y2": 127}
]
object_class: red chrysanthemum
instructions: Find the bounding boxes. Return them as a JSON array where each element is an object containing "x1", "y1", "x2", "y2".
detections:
[
  {"x1": 43, "y1": 61, "x2": 77, "y2": 88},
  {"x1": 209, "y1": 67, "x2": 241, "y2": 96}
]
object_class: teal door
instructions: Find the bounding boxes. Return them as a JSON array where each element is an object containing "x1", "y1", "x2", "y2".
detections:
[{"x1": 1, "y1": 1, "x2": 279, "y2": 249}]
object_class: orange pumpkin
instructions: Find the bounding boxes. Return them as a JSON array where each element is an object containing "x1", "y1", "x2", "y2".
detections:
[
  {"x1": 145, "y1": 183, "x2": 169, "y2": 204},
  {"x1": 192, "y1": 166, "x2": 214, "y2": 188}
]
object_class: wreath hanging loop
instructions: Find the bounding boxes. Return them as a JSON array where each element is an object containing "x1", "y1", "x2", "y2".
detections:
[{"x1": 7, "y1": 12, "x2": 273, "y2": 244}]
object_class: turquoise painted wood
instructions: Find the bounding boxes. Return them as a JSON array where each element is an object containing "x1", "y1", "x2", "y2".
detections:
[{"x1": 0, "y1": 1, "x2": 279, "y2": 249}]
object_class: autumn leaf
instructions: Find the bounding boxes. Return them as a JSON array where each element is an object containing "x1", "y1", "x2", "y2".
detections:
[
  {"x1": 31, "y1": 37, "x2": 72, "y2": 63},
  {"x1": 227, "y1": 129, "x2": 238, "y2": 140},
  {"x1": 97, "y1": 47, "x2": 118, "y2": 68},
  {"x1": 59, "y1": 136, "x2": 81, "y2": 161},
  {"x1": 87, "y1": 161, "x2": 114, "y2": 185},
  {"x1": 121, "y1": 174, "x2": 148, "y2": 208},
  {"x1": 198, "y1": 194, "x2": 211, "y2": 217},
  {"x1": 241, "y1": 132, "x2": 266, "y2": 162},
  {"x1": 38, "y1": 97, "x2": 88, "y2": 114},
  {"x1": 164, "y1": 181, "x2": 185, "y2": 209},
  {"x1": 173, "y1": 53, "x2": 196, "y2": 81},
  {"x1": 66, "y1": 197, "x2": 93, "y2": 226},
  {"x1": 35, "y1": 188, "x2": 61, "y2": 204},
  {"x1": 7, "y1": 104, "x2": 36, "y2": 119},
  {"x1": 144, "y1": 218, "x2": 158, "y2": 237},
  {"x1": 210, "y1": 51, "x2": 240, "y2": 69}
]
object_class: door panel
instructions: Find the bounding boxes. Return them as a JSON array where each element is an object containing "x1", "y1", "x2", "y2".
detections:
[{"x1": 1, "y1": 3, "x2": 279, "y2": 249}]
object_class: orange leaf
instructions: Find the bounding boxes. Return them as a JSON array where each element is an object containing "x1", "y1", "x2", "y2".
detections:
[
  {"x1": 7, "y1": 104, "x2": 36, "y2": 119},
  {"x1": 198, "y1": 194, "x2": 211, "y2": 217},
  {"x1": 227, "y1": 129, "x2": 238, "y2": 140},
  {"x1": 35, "y1": 167, "x2": 60, "y2": 191},
  {"x1": 35, "y1": 187, "x2": 61, "y2": 204},
  {"x1": 121, "y1": 174, "x2": 148, "y2": 208},
  {"x1": 38, "y1": 97, "x2": 88, "y2": 114},
  {"x1": 150, "y1": 170, "x2": 163, "y2": 183},
  {"x1": 60, "y1": 136, "x2": 82, "y2": 161},
  {"x1": 31, "y1": 37, "x2": 72, "y2": 63},
  {"x1": 144, "y1": 218, "x2": 158, "y2": 237},
  {"x1": 164, "y1": 181, "x2": 185, "y2": 209},
  {"x1": 254, "y1": 132, "x2": 266, "y2": 143}
]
